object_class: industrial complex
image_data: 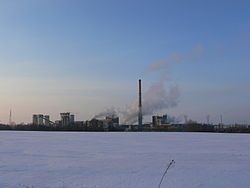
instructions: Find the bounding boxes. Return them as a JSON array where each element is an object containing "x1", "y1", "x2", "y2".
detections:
[
  {"x1": 0, "y1": 79, "x2": 250, "y2": 133},
  {"x1": 27, "y1": 79, "x2": 180, "y2": 130}
]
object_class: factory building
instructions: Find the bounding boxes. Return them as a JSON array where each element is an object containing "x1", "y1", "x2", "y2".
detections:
[
  {"x1": 162, "y1": 114, "x2": 168, "y2": 124},
  {"x1": 87, "y1": 118, "x2": 104, "y2": 128},
  {"x1": 152, "y1": 114, "x2": 169, "y2": 127},
  {"x1": 60, "y1": 112, "x2": 75, "y2": 126},
  {"x1": 152, "y1": 116, "x2": 163, "y2": 127},
  {"x1": 32, "y1": 114, "x2": 45, "y2": 126},
  {"x1": 38, "y1": 114, "x2": 44, "y2": 125},
  {"x1": 44, "y1": 115, "x2": 50, "y2": 126},
  {"x1": 86, "y1": 115, "x2": 119, "y2": 130},
  {"x1": 70, "y1": 114, "x2": 75, "y2": 124},
  {"x1": 105, "y1": 116, "x2": 119, "y2": 127},
  {"x1": 32, "y1": 115, "x2": 39, "y2": 125},
  {"x1": 60, "y1": 112, "x2": 70, "y2": 126}
]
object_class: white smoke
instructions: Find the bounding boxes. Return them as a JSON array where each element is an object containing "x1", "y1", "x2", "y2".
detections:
[
  {"x1": 147, "y1": 44, "x2": 203, "y2": 73},
  {"x1": 122, "y1": 80, "x2": 180, "y2": 124},
  {"x1": 122, "y1": 101, "x2": 138, "y2": 124},
  {"x1": 93, "y1": 107, "x2": 118, "y2": 119},
  {"x1": 143, "y1": 81, "x2": 179, "y2": 114},
  {"x1": 95, "y1": 45, "x2": 203, "y2": 124}
]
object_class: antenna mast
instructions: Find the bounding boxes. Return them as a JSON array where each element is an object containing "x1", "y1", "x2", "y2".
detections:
[{"x1": 9, "y1": 109, "x2": 12, "y2": 125}]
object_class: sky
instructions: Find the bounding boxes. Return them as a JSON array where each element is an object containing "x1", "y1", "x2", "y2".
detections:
[{"x1": 0, "y1": 0, "x2": 250, "y2": 124}]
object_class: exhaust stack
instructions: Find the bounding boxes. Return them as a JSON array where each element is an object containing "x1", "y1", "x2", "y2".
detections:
[{"x1": 138, "y1": 79, "x2": 143, "y2": 128}]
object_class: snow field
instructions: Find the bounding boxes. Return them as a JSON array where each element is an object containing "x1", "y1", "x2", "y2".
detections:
[{"x1": 0, "y1": 131, "x2": 249, "y2": 188}]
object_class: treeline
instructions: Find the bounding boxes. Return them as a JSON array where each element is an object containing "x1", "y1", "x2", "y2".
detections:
[
  {"x1": 0, "y1": 123, "x2": 250, "y2": 133},
  {"x1": 0, "y1": 124, "x2": 125, "y2": 132},
  {"x1": 146, "y1": 123, "x2": 215, "y2": 132},
  {"x1": 0, "y1": 124, "x2": 12, "y2": 130},
  {"x1": 147, "y1": 123, "x2": 250, "y2": 133}
]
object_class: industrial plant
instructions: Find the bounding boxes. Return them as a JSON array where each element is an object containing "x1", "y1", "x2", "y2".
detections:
[{"x1": 0, "y1": 79, "x2": 250, "y2": 133}]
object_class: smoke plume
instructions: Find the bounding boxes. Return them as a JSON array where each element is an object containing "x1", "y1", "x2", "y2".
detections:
[
  {"x1": 93, "y1": 107, "x2": 117, "y2": 119},
  {"x1": 122, "y1": 81, "x2": 180, "y2": 124},
  {"x1": 95, "y1": 45, "x2": 203, "y2": 124},
  {"x1": 122, "y1": 45, "x2": 203, "y2": 124}
]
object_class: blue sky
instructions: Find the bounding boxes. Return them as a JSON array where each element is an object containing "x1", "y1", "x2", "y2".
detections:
[{"x1": 0, "y1": 0, "x2": 250, "y2": 124}]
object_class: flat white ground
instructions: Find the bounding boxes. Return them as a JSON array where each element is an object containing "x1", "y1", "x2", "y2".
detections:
[{"x1": 0, "y1": 131, "x2": 249, "y2": 188}]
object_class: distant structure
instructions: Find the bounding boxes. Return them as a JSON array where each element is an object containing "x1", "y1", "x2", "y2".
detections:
[
  {"x1": 60, "y1": 112, "x2": 70, "y2": 126},
  {"x1": 206, "y1": 115, "x2": 210, "y2": 125},
  {"x1": 55, "y1": 120, "x2": 61, "y2": 125},
  {"x1": 219, "y1": 114, "x2": 224, "y2": 129},
  {"x1": 152, "y1": 114, "x2": 168, "y2": 127},
  {"x1": 9, "y1": 109, "x2": 12, "y2": 125},
  {"x1": 8, "y1": 109, "x2": 15, "y2": 126},
  {"x1": 44, "y1": 115, "x2": 50, "y2": 126},
  {"x1": 32, "y1": 112, "x2": 75, "y2": 126},
  {"x1": 184, "y1": 115, "x2": 188, "y2": 124},
  {"x1": 60, "y1": 112, "x2": 75, "y2": 126},
  {"x1": 105, "y1": 115, "x2": 119, "y2": 127},
  {"x1": 33, "y1": 114, "x2": 50, "y2": 126},
  {"x1": 138, "y1": 79, "x2": 143, "y2": 129},
  {"x1": 38, "y1": 114, "x2": 44, "y2": 125},
  {"x1": 70, "y1": 114, "x2": 75, "y2": 124},
  {"x1": 86, "y1": 115, "x2": 119, "y2": 130},
  {"x1": 162, "y1": 114, "x2": 168, "y2": 124},
  {"x1": 152, "y1": 116, "x2": 163, "y2": 127},
  {"x1": 33, "y1": 114, "x2": 44, "y2": 126},
  {"x1": 87, "y1": 118, "x2": 102, "y2": 128},
  {"x1": 33, "y1": 114, "x2": 38, "y2": 125}
]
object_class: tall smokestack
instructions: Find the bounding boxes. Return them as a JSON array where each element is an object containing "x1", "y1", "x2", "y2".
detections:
[{"x1": 138, "y1": 79, "x2": 143, "y2": 128}]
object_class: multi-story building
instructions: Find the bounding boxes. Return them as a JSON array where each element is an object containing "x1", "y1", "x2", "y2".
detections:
[
  {"x1": 38, "y1": 114, "x2": 44, "y2": 125},
  {"x1": 70, "y1": 114, "x2": 75, "y2": 124},
  {"x1": 44, "y1": 115, "x2": 50, "y2": 126},
  {"x1": 60, "y1": 112, "x2": 70, "y2": 126},
  {"x1": 105, "y1": 116, "x2": 119, "y2": 127},
  {"x1": 32, "y1": 114, "x2": 44, "y2": 125},
  {"x1": 152, "y1": 116, "x2": 163, "y2": 127},
  {"x1": 162, "y1": 114, "x2": 168, "y2": 124},
  {"x1": 33, "y1": 114, "x2": 39, "y2": 125},
  {"x1": 152, "y1": 114, "x2": 170, "y2": 127}
]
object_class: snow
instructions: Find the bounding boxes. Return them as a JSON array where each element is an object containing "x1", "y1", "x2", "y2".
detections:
[{"x1": 0, "y1": 131, "x2": 250, "y2": 188}]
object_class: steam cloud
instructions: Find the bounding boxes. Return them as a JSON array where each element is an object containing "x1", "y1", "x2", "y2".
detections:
[
  {"x1": 122, "y1": 81, "x2": 180, "y2": 124},
  {"x1": 94, "y1": 45, "x2": 203, "y2": 124},
  {"x1": 93, "y1": 107, "x2": 117, "y2": 119},
  {"x1": 148, "y1": 44, "x2": 203, "y2": 73}
]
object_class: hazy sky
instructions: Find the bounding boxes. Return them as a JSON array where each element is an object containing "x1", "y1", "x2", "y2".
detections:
[{"x1": 0, "y1": 0, "x2": 250, "y2": 124}]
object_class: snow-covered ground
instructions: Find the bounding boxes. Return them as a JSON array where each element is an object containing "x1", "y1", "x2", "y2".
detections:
[{"x1": 0, "y1": 131, "x2": 249, "y2": 188}]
